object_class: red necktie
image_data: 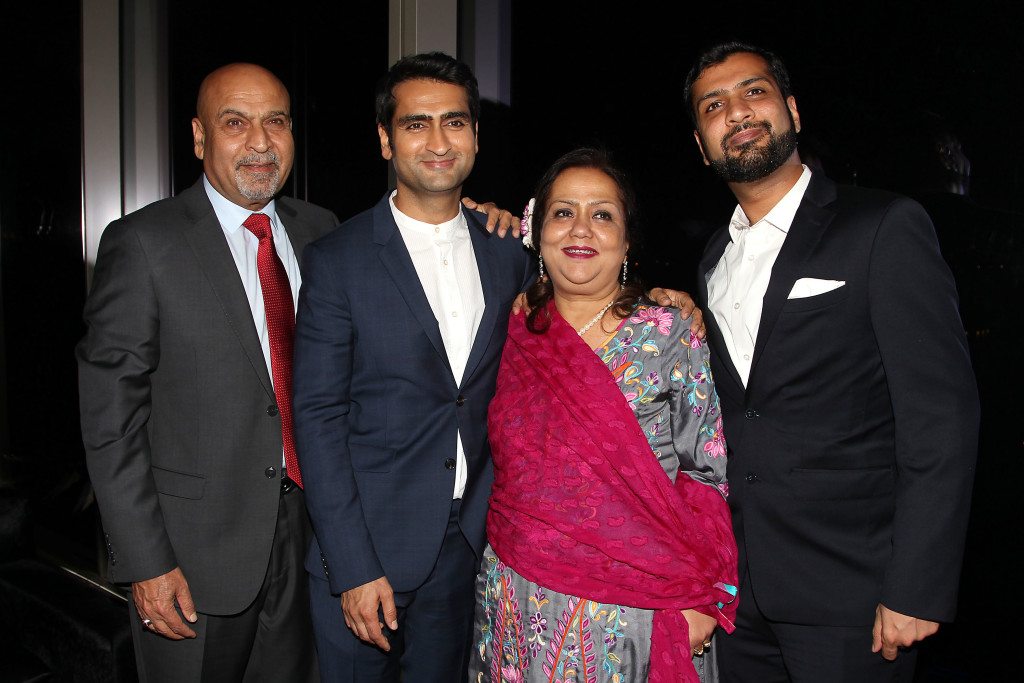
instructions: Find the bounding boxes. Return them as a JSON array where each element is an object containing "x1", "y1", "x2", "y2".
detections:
[{"x1": 243, "y1": 213, "x2": 302, "y2": 489}]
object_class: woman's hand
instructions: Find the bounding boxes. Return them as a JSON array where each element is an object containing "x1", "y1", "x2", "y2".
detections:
[{"x1": 682, "y1": 608, "x2": 718, "y2": 654}]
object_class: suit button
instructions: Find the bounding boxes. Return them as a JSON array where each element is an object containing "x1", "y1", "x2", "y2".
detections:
[
  {"x1": 744, "y1": 409, "x2": 759, "y2": 419},
  {"x1": 745, "y1": 473, "x2": 759, "y2": 483},
  {"x1": 267, "y1": 404, "x2": 279, "y2": 416},
  {"x1": 265, "y1": 466, "x2": 277, "y2": 479},
  {"x1": 444, "y1": 458, "x2": 456, "y2": 470},
  {"x1": 456, "y1": 395, "x2": 466, "y2": 407}
]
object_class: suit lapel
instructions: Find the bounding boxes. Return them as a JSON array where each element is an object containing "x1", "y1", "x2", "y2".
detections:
[
  {"x1": 180, "y1": 182, "x2": 275, "y2": 398},
  {"x1": 748, "y1": 175, "x2": 837, "y2": 384},
  {"x1": 372, "y1": 196, "x2": 455, "y2": 380},
  {"x1": 276, "y1": 198, "x2": 317, "y2": 261},
  {"x1": 461, "y1": 208, "x2": 499, "y2": 387},
  {"x1": 699, "y1": 227, "x2": 745, "y2": 392}
]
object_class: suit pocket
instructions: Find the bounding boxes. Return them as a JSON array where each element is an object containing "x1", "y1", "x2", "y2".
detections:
[
  {"x1": 152, "y1": 466, "x2": 206, "y2": 499},
  {"x1": 789, "y1": 466, "x2": 893, "y2": 501},
  {"x1": 350, "y1": 443, "x2": 394, "y2": 473},
  {"x1": 781, "y1": 285, "x2": 849, "y2": 313}
]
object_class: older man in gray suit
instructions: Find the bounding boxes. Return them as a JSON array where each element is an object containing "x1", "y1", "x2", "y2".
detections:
[{"x1": 77, "y1": 63, "x2": 337, "y2": 682}]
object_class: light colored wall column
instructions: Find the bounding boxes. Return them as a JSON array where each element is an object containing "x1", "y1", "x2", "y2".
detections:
[
  {"x1": 81, "y1": 0, "x2": 168, "y2": 277},
  {"x1": 121, "y1": 0, "x2": 170, "y2": 215},
  {"x1": 81, "y1": 0, "x2": 122, "y2": 273},
  {"x1": 388, "y1": 0, "x2": 459, "y2": 64}
]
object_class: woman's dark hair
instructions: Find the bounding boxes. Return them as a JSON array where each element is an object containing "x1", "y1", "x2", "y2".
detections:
[
  {"x1": 683, "y1": 42, "x2": 793, "y2": 126},
  {"x1": 525, "y1": 147, "x2": 644, "y2": 334},
  {"x1": 375, "y1": 52, "x2": 480, "y2": 141}
]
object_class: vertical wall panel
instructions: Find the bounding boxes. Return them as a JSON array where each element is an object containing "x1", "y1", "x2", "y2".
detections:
[{"x1": 81, "y1": 0, "x2": 122, "y2": 272}]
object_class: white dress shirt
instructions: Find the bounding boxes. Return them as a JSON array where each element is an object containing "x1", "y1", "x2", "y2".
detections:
[
  {"x1": 707, "y1": 166, "x2": 812, "y2": 386},
  {"x1": 204, "y1": 176, "x2": 302, "y2": 378},
  {"x1": 390, "y1": 192, "x2": 484, "y2": 499},
  {"x1": 204, "y1": 177, "x2": 301, "y2": 468}
]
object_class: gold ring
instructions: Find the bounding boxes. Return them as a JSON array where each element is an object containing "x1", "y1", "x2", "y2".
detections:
[
  {"x1": 693, "y1": 645, "x2": 704, "y2": 656},
  {"x1": 703, "y1": 640, "x2": 712, "y2": 649}
]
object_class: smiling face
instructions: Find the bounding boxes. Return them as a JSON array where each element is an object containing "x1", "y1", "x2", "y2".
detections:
[
  {"x1": 191, "y1": 64, "x2": 294, "y2": 210},
  {"x1": 690, "y1": 52, "x2": 801, "y2": 183},
  {"x1": 539, "y1": 166, "x2": 629, "y2": 300},
  {"x1": 377, "y1": 78, "x2": 477, "y2": 214}
]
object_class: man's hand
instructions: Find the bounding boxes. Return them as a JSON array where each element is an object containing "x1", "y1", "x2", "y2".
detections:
[
  {"x1": 462, "y1": 197, "x2": 520, "y2": 238},
  {"x1": 341, "y1": 576, "x2": 399, "y2": 651},
  {"x1": 682, "y1": 608, "x2": 717, "y2": 653},
  {"x1": 510, "y1": 292, "x2": 530, "y2": 316},
  {"x1": 132, "y1": 567, "x2": 198, "y2": 640},
  {"x1": 871, "y1": 604, "x2": 939, "y2": 660},
  {"x1": 648, "y1": 287, "x2": 706, "y2": 339}
]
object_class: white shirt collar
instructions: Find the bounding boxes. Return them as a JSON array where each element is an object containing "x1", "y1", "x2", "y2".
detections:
[
  {"x1": 388, "y1": 190, "x2": 465, "y2": 238},
  {"x1": 728, "y1": 165, "x2": 812, "y2": 240},
  {"x1": 203, "y1": 175, "x2": 278, "y2": 233}
]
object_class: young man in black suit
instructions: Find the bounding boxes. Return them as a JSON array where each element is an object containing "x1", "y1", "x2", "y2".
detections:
[{"x1": 687, "y1": 43, "x2": 978, "y2": 682}]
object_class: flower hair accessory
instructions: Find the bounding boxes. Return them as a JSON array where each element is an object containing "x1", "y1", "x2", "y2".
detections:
[{"x1": 520, "y1": 198, "x2": 536, "y2": 249}]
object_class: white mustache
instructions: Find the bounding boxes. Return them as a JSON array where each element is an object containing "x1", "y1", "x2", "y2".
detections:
[{"x1": 236, "y1": 152, "x2": 279, "y2": 169}]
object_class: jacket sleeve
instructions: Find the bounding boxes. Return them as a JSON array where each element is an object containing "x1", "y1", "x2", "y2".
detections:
[
  {"x1": 519, "y1": 245, "x2": 537, "y2": 293},
  {"x1": 76, "y1": 220, "x2": 178, "y2": 583},
  {"x1": 293, "y1": 240, "x2": 385, "y2": 594},
  {"x1": 868, "y1": 198, "x2": 979, "y2": 622}
]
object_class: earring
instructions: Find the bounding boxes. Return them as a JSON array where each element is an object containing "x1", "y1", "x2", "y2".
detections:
[
  {"x1": 621, "y1": 256, "x2": 628, "y2": 288},
  {"x1": 538, "y1": 253, "x2": 545, "y2": 282}
]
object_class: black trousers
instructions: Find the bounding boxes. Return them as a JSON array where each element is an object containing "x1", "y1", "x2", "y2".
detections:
[
  {"x1": 717, "y1": 577, "x2": 918, "y2": 683},
  {"x1": 129, "y1": 488, "x2": 317, "y2": 682},
  {"x1": 309, "y1": 499, "x2": 478, "y2": 682}
]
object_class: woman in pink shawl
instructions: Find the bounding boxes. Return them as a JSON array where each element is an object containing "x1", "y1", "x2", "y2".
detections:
[{"x1": 470, "y1": 149, "x2": 738, "y2": 683}]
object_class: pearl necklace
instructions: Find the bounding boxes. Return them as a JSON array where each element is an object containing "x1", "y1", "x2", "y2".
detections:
[{"x1": 577, "y1": 299, "x2": 616, "y2": 336}]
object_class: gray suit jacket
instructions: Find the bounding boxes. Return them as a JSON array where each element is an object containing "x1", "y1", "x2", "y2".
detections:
[{"x1": 77, "y1": 180, "x2": 337, "y2": 615}]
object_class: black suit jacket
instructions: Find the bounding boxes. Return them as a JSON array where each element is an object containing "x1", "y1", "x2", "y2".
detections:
[
  {"x1": 293, "y1": 194, "x2": 534, "y2": 595},
  {"x1": 77, "y1": 180, "x2": 338, "y2": 614},
  {"x1": 697, "y1": 173, "x2": 978, "y2": 626}
]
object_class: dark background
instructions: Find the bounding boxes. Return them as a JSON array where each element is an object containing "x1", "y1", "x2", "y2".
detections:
[{"x1": 1, "y1": 1, "x2": 1019, "y2": 680}]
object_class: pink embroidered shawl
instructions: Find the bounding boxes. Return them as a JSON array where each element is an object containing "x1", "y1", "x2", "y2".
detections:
[{"x1": 487, "y1": 305, "x2": 738, "y2": 682}]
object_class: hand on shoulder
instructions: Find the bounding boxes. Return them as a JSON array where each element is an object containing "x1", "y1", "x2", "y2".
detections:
[{"x1": 647, "y1": 287, "x2": 706, "y2": 340}]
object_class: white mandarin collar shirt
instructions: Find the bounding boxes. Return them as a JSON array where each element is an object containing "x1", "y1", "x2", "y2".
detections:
[
  {"x1": 390, "y1": 191, "x2": 485, "y2": 499},
  {"x1": 707, "y1": 165, "x2": 812, "y2": 387}
]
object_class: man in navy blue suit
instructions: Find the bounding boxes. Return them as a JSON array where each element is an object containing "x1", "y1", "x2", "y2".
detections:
[{"x1": 292, "y1": 52, "x2": 534, "y2": 681}]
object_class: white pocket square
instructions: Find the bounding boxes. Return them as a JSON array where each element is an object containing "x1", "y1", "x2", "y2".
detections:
[{"x1": 788, "y1": 278, "x2": 846, "y2": 299}]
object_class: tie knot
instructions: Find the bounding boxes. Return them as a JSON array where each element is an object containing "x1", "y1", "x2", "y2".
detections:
[{"x1": 243, "y1": 213, "x2": 272, "y2": 240}]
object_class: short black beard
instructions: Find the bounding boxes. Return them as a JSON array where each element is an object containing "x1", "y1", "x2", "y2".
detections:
[{"x1": 707, "y1": 122, "x2": 799, "y2": 183}]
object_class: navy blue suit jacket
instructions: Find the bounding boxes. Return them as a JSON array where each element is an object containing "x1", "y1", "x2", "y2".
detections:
[{"x1": 293, "y1": 194, "x2": 534, "y2": 595}]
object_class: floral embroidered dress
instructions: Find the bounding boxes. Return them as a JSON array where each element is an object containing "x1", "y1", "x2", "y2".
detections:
[{"x1": 470, "y1": 305, "x2": 728, "y2": 683}]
